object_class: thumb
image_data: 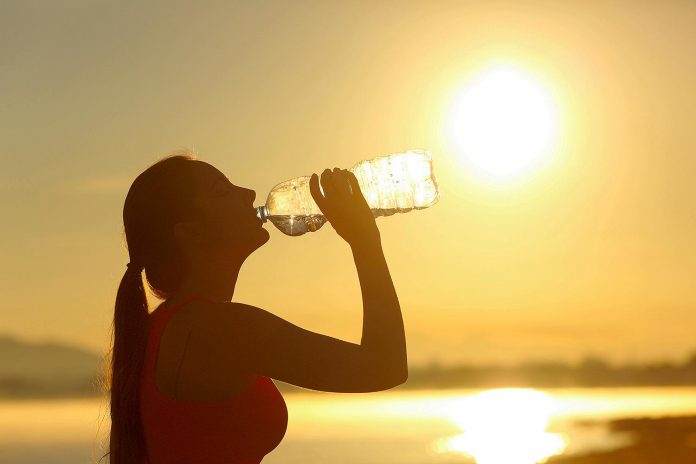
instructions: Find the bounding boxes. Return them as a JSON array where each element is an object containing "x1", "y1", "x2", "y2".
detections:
[{"x1": 310, "y1": 173, "x2": 329, "y2": 215}]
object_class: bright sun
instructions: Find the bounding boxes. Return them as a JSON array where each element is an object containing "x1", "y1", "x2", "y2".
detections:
[{"x1": 447, "y1": 63, "x2": 559, "y2": 182}]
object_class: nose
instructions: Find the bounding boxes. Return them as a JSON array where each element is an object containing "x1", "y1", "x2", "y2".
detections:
[{"x1": 246, "y1": 188, "x2": 256, "y2": 204}]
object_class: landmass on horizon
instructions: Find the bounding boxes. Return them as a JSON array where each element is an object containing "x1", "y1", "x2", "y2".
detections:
[{"x1": 4, "y1": 333, "x2": 696, "y2": 399}]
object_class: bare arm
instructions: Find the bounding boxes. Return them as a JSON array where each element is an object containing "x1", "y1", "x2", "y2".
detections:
[
  {"x1": 311, "y1": 167, "x2": 407, "y2": 381},
  {"x1": 351, "y1": 236, "x2": 408, "y2": 381},
  {"x1": 193, "y1": 168, "x2": 407, "y2": 393}
]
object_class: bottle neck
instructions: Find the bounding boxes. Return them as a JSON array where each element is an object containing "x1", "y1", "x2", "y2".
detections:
[{"x1": 255, "y1": 205, "x2": 268, "y2": 222}]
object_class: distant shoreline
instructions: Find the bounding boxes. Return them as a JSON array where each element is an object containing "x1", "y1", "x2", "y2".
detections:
[
  {"x1": 5, "y1": 333, "x2": 696, "y2": 400},
  {"x1": 548, "y1": 415, "x2": 696, "y2": 464}
]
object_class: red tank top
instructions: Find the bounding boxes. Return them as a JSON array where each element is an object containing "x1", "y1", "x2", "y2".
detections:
[{"x1": 140, "y1": 295, "x2": 288, "y2": 464}]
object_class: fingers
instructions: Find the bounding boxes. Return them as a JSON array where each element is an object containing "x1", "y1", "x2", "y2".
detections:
[
  {"x1": 346, "y1": 171, "x2": 368, "y2": 207},
  {"x1": 312, "y1": 170, "x2": 342, "y2": 221},
  {"x1": 321, "y1": 167, "x2": 352, "y2": 204},
  {"x1": 313, "y1": 168, "x2": 367, "y2": 215},
  {"x1": 320, "y1": 168, "x2": 337, "y2": 203},
  {"x1": 332, "y1": 168, "x2": 352, "y2": 199},
  {"x1": 309, "y1": 173, "x2": 327, "y2": 213}
]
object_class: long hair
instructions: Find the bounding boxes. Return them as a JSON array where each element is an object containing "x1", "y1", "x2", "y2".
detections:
[{"x1": 99, "y1": 150, "x2": 200, "y2": 464}]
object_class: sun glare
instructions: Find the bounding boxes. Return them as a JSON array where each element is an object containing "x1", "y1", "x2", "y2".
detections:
[
  {"x1": 447, "y1": 63, "x2": 559, "y2": 183},
  {"x1": 434, "y1": 389, "x2": 566, "y2": 464}
]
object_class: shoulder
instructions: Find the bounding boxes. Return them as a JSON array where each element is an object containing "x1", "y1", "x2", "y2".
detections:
[
  {"x1": 187, "y1": 301, "x2": 282, "y2": 370},
  {"x1": 189, "y1": 300, "x2": 273, "y2": 335}
]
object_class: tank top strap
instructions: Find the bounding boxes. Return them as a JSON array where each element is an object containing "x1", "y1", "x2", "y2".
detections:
[
  {"x1": 162, "y1": 294, "x2": 217, "y2": 311},
  {"x1": 144, "y1": 294, "x2": 220, "y2": 391},
  {"x1": 150, "y1": 294, "x2": 218, "y2": 324}
]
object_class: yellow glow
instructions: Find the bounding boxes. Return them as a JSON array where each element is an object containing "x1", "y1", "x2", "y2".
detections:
[
  {"x1": 434, "y1": 389, "x2": 566, "y2": 464},
  {"x1": 447, "y1": 63, "x2": 559, "y2": 182}
]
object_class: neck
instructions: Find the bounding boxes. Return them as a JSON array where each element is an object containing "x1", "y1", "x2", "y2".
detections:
[{"x1": 170, "y1": 257, "x2": 243, "y2": 305}]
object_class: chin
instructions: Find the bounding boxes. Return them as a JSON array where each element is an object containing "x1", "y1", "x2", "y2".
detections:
[
  {"x1": 219, "y1": 229, "x2": 269, "y2": 264},
  {"x1": 250, "y1": 227, "x2": 270, "y2": 250},
  {"x1": 257, "y1": 228, "x2": 271, "y2": 246}
]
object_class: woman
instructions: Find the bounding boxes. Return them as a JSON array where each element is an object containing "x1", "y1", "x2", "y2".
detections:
[{"x1": 104, "y1": 151, "x2": 408, "y2": 463}]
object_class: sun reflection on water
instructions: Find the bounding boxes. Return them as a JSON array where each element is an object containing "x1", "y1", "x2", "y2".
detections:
[{"x1": 433, "y1": 388, "x2": 566, "y2": 464}]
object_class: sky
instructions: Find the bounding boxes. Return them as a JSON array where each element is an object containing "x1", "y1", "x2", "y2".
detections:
[{"x1": 2, "y1": 0, "x2": 696, "y2": 367}]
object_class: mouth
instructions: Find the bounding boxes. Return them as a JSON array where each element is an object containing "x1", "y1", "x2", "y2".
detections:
[
  {"x1": 252, "y1": 206, "x2": 266, "y2": 225},
  {"x1": 251, "y1": 213, "x2": 264, "y2": 226}
]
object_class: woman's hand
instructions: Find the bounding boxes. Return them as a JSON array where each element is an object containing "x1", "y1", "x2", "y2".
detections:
[{"x1": 309, "y1": 168, "x2": 381, "y2": 248}]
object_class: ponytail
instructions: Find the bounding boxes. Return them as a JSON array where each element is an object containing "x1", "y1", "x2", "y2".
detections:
[
  {"x1": 98, "y1": 152, "x2": 197, "y2": 464},
  {"x1": 104, "y1": 265, "x2": 150, "y2": 463}
]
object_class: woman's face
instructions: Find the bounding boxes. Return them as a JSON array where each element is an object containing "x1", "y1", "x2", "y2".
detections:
[{"x1": 183, "y1": 161, "x2": 269, "y2": 264}]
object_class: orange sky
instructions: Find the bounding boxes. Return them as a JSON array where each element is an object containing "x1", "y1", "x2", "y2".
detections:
[{"x1": 2, "y1": 1, "x2": 696, "y2": 367}]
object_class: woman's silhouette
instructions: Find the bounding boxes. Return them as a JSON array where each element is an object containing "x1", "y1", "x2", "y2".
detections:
[{"x1": 104, "y1": 151, "x2": 408, "y2": 463}]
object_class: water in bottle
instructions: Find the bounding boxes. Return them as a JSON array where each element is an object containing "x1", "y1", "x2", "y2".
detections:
[{"x1": 255, "y1": 149, "x2": 440, "y2": 236}]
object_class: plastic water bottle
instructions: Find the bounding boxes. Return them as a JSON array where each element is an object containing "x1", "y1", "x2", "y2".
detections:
[{"x1": 255, "y1": 149, "x2": 440, "y2": 236}]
